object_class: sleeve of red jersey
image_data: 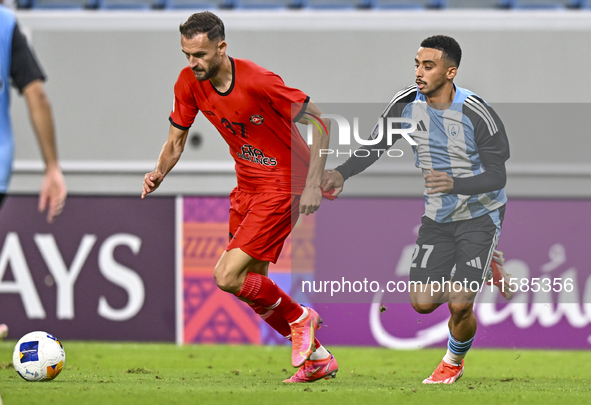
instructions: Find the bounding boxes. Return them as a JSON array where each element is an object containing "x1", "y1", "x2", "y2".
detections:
[
  {"x1": 169, "y1": 70, "x2": 200, "y2": 131},
  {"x1": 260, "y1": 71, "x2": 310, "y2": 122}
]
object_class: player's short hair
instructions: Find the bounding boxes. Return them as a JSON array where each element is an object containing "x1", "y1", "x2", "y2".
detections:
[
  {"x1": 179, "y1": 12, "x2": 225, "y2": 42},
  {"x1": 420, "y1": 35, "x2": 462, "y2": 68}
]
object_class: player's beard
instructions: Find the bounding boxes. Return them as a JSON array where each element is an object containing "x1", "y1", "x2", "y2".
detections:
[
  {"x1": 192, "y1": 56, "x2": 222, "y2": 82},
  {"x1": 417, "y1": 74, "x2": 447, "y2": 98}
]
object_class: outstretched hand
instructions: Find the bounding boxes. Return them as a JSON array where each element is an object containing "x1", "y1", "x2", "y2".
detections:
[{"x1": 142, "y1": 172, "x2": 165, "y2": 199}]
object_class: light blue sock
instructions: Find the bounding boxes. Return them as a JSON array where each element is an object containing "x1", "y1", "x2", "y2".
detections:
[{"x1": 443, "y1": 331, "x2": 474, "y2": 366}]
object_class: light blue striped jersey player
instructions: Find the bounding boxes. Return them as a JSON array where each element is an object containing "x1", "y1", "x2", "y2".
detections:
[
  {"x1": 387, "y1": 84, "x2": 509, "y2": 223},
  {"x1": 0, "y1": 7, "x2": 17, "y2": 193},
  {"x1": 336, "y1": 84, "x2": 510, "y2": 224}
]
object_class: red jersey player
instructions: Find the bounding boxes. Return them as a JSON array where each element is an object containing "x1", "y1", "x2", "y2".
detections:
[{"x1": 141, "y1": 12, "x2": 337, "y2": 383}]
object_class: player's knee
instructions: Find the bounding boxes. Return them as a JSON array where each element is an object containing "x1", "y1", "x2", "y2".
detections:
[
  {"x1": 411, "y1": 302, "x2": 438, "y2": 314},
  {"x1": 213, "y1": 265, "x2": 242, "y2": 294}
]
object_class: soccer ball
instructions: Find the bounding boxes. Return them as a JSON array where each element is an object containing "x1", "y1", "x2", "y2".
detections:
[{"x1": 12, "y1": 331, "x2": 66, "y2": 382}]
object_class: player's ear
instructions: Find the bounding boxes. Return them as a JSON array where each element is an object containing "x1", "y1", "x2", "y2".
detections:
[
  {"x1": 447, "y1": 66, "x2": 457, "y2": 80},
  {"x1": 218, "y1": 40, "x2": 227, "y2": 55}
]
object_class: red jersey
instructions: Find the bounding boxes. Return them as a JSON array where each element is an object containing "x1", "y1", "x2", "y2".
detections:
[{"x1": 169, "y1": 57, "x2": 313, "y2": 194}]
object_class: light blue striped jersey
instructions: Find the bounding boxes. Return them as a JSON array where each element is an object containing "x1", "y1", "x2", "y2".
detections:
[
  {"x1": 382, "y1": 84, "x2": 509, "y2": 223},
  {"x1": 0, "y1": 6, "x2": 16, "y2": 193}
]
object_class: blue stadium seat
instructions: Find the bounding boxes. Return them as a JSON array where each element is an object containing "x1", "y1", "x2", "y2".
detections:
[
  {"x1": 370, "y1": 0, "x2": 443, "y2": 9},
  {"x1": 17, "y1": 0, "x2": 32, "y2": 8},
  {"x1": 442, "y1": 0, "x2": 507, "y2": 8},
  {"x1": 567, "y1": 0, "x2": 590, "y2": 7},
  {"x1": 164, "y1": 0, "x2": 233, "y2": 8},
  {"x1": 29, "y1": 0, "x2": 97, "y2": 8},
  {"x1": 234, "y1": 0, "x2": 302, "y2": 9},
  {"x1": 503, "y1": 0, "x2": 569, "y2": 8},
  {"x1": 303, "y1": 0, "x2": 364, "y2": 9},
  {"x1": 98, "y1": 0, "x2": 164, "y2": 8}
]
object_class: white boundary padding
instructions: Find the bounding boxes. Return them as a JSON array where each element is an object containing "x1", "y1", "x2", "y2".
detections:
[
  {"x1": 13, "y1": 160, "x2": 235, "y2": 174},
  {"x1": 14, "y1": 10, "x2": 591, "y2": 33},
  {"x1": 175, "y1": 195, "x2": 184, "y2": 345},
  {"x1": 13, "y1": 160, "x2": 591, "y2": 177}
]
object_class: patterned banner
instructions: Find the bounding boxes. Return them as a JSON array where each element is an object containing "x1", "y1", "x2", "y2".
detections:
[{"x1": 182, "y1": 196, "x2": 316, "y2": 345}]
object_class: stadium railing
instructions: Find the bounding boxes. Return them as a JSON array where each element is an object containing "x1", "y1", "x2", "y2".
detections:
[{"x1": 14, "y1": 0, "x2": 589, "y2": 11}]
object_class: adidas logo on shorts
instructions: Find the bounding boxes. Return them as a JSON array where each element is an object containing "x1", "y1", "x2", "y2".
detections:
[{"x1": 466, "y1": 257, "x2": 482, "y2": 269}]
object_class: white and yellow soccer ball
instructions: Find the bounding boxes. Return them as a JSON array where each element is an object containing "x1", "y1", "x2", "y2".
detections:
[{"x1": 12, "y1": 331, "x2": 66, "y2": 382}]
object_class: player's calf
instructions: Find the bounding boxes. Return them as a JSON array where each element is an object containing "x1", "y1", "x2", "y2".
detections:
[{"x1": 448, "y1": 302, "x2": 475, "y2": 325}]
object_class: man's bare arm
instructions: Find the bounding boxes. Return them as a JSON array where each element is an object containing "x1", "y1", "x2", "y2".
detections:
[
  {"x1": 297, "y1": 100, "x2": 330, "y2": 215},
  {"x1": 141, "y1": 124, "x2": 189, "y2": 198},
  {"x1": 23, "y1": 79, "x2": 66, "y2": 223}
]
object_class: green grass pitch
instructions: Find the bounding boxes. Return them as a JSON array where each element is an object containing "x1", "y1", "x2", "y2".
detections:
[{"x1": 1, "y1": 341, "x2": 590, "y2": 404}]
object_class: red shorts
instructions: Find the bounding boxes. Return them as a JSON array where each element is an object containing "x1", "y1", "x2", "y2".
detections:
[{"x1": 227, "y1": 188, "x2": 300, "y2": 263}]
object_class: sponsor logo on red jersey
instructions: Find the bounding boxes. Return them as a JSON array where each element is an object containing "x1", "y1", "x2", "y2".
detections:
[{"x1": 237, "y1": 144, "x2": 277, "y2": 166}]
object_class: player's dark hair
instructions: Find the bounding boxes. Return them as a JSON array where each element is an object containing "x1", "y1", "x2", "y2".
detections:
[
  {"x1": 179, "y1": 12, "x2": 225, "y2": 42},
  {"x1": 420, "y1": 35, "x2": 462, "y2": 68}
]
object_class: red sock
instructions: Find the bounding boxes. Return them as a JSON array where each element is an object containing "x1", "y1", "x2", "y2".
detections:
[
  {"x1": 248, "y1": 303, "x2": 321, "y2": 349},
  {"x1": 249, "y1": 303, "x2": 290, "y2": 337},
  {"x1": 237, "y1": 272, "x2": 303, "y2": 323}
]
